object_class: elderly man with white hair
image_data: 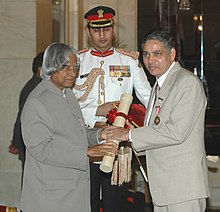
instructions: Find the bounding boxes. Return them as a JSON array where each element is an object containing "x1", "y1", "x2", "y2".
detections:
[{"x1": 20, "y1": 42, "x2": 118, "y2": 212}]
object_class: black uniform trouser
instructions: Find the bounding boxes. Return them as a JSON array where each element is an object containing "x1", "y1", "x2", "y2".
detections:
[{"x1": 90, "y1": 162, "x2": 128, "y2": 212}]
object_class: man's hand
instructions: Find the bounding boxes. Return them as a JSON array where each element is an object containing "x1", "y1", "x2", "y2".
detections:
[
  {"x1": 98, "y1": 127, "x2": 108, "y2": 140},
  {"x1": 125, "y1": 119, "x2": 135, "y2": 129},
  {"x1": 8, "y1": 143, "x2": 18, "y2": 155},
  {"x1": 101, "y1": 126, "x2": 130, "y2": 141},
  {"x1": 96, "y1": 101, "x2": 119, "y2": 117},
  {"x1": 87, "y1": 141, "x2": 118, "y2": 157}
]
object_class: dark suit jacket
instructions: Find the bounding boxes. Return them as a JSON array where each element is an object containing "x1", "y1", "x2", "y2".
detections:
[{"x1": 12, "y1": 74, "x2": 41, "y2": 165}]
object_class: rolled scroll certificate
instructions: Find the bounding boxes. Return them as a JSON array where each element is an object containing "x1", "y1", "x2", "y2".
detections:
[{"x1": 100, "y1": 93, "x2": 133, "y2": 173}]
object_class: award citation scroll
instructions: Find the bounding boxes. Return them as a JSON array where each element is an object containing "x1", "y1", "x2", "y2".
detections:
[{"x1": 99, "y1": 93, "x2": 133, "y2": 173}]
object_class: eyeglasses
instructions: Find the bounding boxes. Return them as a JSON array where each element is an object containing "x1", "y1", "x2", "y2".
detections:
[{"x1": 63, "y1": 64, "x2": 80, "y2": 73}]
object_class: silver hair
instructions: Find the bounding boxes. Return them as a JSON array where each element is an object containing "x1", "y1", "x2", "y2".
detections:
[
  {"x1": 141, "y1": 28, "x2": 175, "y2": 53},
  {"x1": 41, "y1": 42, "x2": 79, "y2": 80}
]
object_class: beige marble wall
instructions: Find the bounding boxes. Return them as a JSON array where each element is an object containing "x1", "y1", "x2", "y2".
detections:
[
  {"x1": 0, "y1": 0, "x2": 36, "y2": 207},
  {"x1": 52, "y1": 0, "x2": 138, "y2": 52}
]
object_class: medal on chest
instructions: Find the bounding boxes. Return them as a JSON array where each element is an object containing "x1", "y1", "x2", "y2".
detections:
[
  {"x1": 154, "y1": 106, "x2": 161, "y2": 125},
  {"x1": 109, "y1": 65, "x2": 131, "y2": 79}
]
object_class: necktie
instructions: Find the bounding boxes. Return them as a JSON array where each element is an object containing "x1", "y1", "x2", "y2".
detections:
[
  {"x1": 154, "y1": 83, "x2": 160, "y2": 105},
  {"x1": 145, "y1": 82, "x2": 159, "y2": 126}
]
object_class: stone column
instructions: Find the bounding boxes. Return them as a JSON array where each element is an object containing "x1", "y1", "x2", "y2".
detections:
[{"x1": 0, "y1": 0, "x2": 52, "y2": 208}]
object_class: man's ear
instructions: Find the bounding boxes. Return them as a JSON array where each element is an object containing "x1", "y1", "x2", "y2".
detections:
[
  {"x1": 37, "y1": 66, "x2": 42, "y2": 78},
  {"x1": 112, "y1": 26, "x2": 116, "y2": 36},
  {"x1": 170, "y1": 47, "x2": 176, "y2": 62},
  {"x1": 85, "y1": 27, "x2": 91, "y2": 38},
  {"x1": 112, "y1": 25, "x2": 115, "y2": 33}
]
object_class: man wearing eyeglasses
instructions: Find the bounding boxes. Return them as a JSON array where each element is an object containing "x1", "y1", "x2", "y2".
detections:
[{"x1": 20, "y1": 42, "x2": 118, "y2": 212}]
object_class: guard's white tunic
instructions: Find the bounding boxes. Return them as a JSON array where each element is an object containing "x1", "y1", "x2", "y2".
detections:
[{"x1": 73, "y1": 47, "x2": 151, "y2": 128}]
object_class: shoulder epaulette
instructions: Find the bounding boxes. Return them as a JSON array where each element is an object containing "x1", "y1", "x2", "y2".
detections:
[
  {"x1": 77, "y1": 48, "x2": 89, "y2": 55},
  {"x1": 116, "y1": 48, "x2": 139, "y2": 60}
]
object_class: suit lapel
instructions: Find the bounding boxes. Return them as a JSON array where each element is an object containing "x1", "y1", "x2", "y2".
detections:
[
  {"x1": 144, "y1": 82, "x2": 158, "y2": 125},
  {"x1": 155, "y1": 62, "x2": 181, "y2": 108},
  {"x1": 149, "y1": 62, "x2": 181, "y2": 125}
]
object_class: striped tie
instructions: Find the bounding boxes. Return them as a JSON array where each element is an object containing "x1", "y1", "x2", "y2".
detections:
[{"x1": 145, "y1": 82, "x2": 159, "y2": 126}]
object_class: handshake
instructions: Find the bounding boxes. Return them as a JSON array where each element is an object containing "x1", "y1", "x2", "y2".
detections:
[
  {"x1": 99, "y1": 123, "x2": 131, "y2": 142},
  {"x1": 98, "y1": 93, "x2": 134, "y2": 173},
  {"x1": 87, "y1": 120, "x2": 132, "y2": 160}
]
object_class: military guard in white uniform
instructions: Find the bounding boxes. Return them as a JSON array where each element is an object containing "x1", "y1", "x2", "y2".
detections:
[{"x1": 73, "y1": 6, "x2": 151, "y2": 212}]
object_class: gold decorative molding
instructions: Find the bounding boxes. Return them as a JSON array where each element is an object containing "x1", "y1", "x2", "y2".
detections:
[
  {"x1": 52, "y1": 0, "x2": 62, "y2": 5},
  {"x1": 36, "y1": 0, "x2": 52, "y2": 53},
  {"x1": 64, "y1": 0, "x2": 70, "y2": 44},
  {"x1": 6, "y1": 207, "x2": 17, "y2": 212}
]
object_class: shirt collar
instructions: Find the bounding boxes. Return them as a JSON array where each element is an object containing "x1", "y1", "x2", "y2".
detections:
[
  {"x1": 90, "y1": 47, "x2": 114, "y2": 57},
  {"x1": 157, "y1": 61, "x2": 175, "y2": 87}
]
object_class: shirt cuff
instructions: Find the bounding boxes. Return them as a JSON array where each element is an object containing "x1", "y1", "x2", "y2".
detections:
[
  {"x1": 97, "y1": 128, "x2": 106, "y2": 144},
  {"x1": 128, "y1": 129, "x2": 133, "y2": 142}
]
